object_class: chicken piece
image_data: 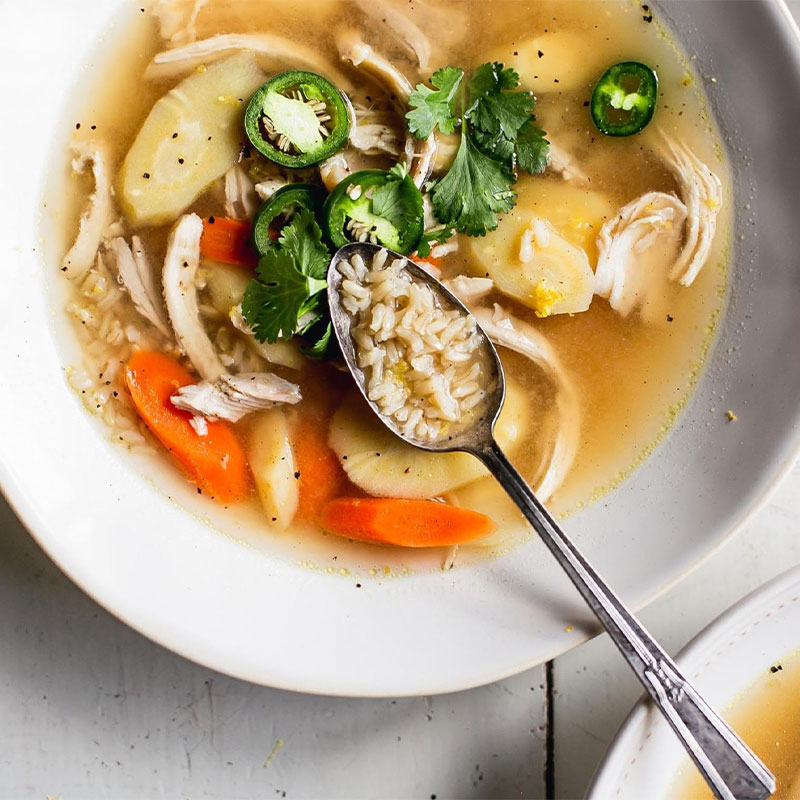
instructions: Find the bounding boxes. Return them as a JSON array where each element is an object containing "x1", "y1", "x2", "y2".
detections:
[
  {"x1": 547, "y1": 140, "x2": 590, "y2": 184},
  {"x1": 145, "y1": 33, "x2": 352, "y2": 87},
  {"x1": 62, "y1": 142, "x2": 116, "y2": 283},
  {"x1": 352, "y1": 0, "x2": 432, "y2": 70},
  {"x1": 470, "y1": 304, "x2": 580, "y2": 502},
  {"x1": 349, "y1": 106, "x2": 403, "y2": 156},
  {"x1": 163, "y1": 213, "x2": 226, "y2": 382},
  {"x1": 107, "y1": 237, "x2": 172, "y2": 338},
  {"x1": 319, "y1": 152, "x2": 352, "y2": 192},
  {"x1": 336, "y1": 29, "x2": 436, "y2": 188},
  {"x1": 594, "y1": 191, "x2": 687, "y2": 323},
  {"x1": 152, "y1": 0, "x2": 207, "y2": 46},
  {"x1": 444, "y1": 276, "x2": 494, "y2": 304},
  {"x1": 171, "y1": 372, "x2": 301, "y2": 423},
  {"x1": 254, "y1": 178, "x2": 287, "y2": 202},
  {"x1": 659, "y1": 134, "x2": 724, "y2": 286},
  {"x1": 223, "y1": 163, "x2": 257, "y2": 219}
]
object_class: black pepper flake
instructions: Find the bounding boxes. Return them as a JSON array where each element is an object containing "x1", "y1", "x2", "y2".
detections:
[
  {"x1": 208, "y1": 136, "x2": 212, "y2": 141},
  {"x1": 61, "y1": 266, "x2": 68, "y2": 272},
  {"x1": 355, "y1": 583, "x2": 362, "y2": 588},
  {"x1": 271, "y1": 517, "x2": 277, "y2": 522},
  {"x1": 172, "y1": 132, "x2": 178, "y2": 138},
  {"x1": 197, "y1": 487, "x2": 202, "y2": 494},
  {"x1": 771, "y1": 664, "x2": 783, "y2": 673},
  {"x1": 666, "y1": 314, "x2": 674, "y2": 322},
  {"x1": 90, "y1": 124, "x2": 96, "y2": 130},
  {"x1": 404, "y1": 467, "x2": 411, "y2": 474},
  {"x1": 375, "y1": 452, "x2": 381, "y2": 457},
  {"x1": 208, "y1": 216, "x2": 215, "y2": 224},
  {"x1": 537, "y1": 49, "x2": 544, "y2": 58},
  {"x1": 513, "y1": 51, "x2": 519, "y2": 56},
  {"x1": 342, "y1": 455, "x2": 348, "y2": 460},
  {"x1": 294, "y1": 471, "x2": 301, "y2": 479},
  {"x1": 583, "y1": 100, "x2": 590, "y2": 107},
  {"x1": 553, "y1": 78, "x2": 559, "y2": 83},
  {"x1": 142, "y1": 172, "x2": 150, "y2": 179},
  {"x1": 643, "y1": 13, "x2": 653, "y2": 22},
  {"x1": 178, "y1": 157, "x2": 185, "y2": 164},
  {"x1": 75, "y1": 123, "x2": 81, "y2": 130}
]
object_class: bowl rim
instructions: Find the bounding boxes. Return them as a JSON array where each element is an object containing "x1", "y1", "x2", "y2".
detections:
[{"x1": 2, "y1": 0, "x2": 800, "y2": 698}]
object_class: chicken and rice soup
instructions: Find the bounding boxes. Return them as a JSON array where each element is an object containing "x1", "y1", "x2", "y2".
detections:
[{"x1": 53, "y1": 0, "x2": 730, "y2": 566}]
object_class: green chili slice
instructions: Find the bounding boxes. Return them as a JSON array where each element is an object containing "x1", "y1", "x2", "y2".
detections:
[
  {"x1": 252, "y1": 183, "x2": 324, "y2": 256},
  {"x1": 590, "y1": 61, "x2": 658, "y2": 137},
  {"x1": 244, "y1": 70, "x2": 351, "y2": 167},
  {"x1": 322, "y1": 168, "x2": 424, "y2": 255}
]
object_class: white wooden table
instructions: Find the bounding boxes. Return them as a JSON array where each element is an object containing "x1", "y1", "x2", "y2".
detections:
[{"x1": 3, "y1": 4, "x2": 799, "y2": 796}]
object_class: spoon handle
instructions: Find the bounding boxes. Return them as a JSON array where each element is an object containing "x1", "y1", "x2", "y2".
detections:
[{"x1": 479, "y1": 440, "x2": 774, "y2": 800}]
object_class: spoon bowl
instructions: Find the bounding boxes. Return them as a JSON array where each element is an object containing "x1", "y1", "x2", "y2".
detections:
[{"x1": 327, "y1": 241, "x2": 775, "y2": 800}]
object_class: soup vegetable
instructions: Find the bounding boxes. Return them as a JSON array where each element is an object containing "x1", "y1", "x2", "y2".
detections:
[{"x1": 59, "y1": 0, "x2": 728, "y2": 562}]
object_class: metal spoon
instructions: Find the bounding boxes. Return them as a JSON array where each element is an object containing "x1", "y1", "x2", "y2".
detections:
[{"x1": 327, "y1": 242, "x2": 774, "y2": 800}]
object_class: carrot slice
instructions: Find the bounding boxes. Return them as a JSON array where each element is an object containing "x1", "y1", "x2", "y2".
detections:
[
  {"x1": 293, "y1": 414, "x2": 350, "y2": 524},
  {"x1": 321, "y1": 497, "x2": 495, "y2": 547},
  {"x1": 200, "y1": 216, "x2": 258, "y2": 267},
  {"x1": 125, "y1": 351, "x2": 251, "y2": 503}
]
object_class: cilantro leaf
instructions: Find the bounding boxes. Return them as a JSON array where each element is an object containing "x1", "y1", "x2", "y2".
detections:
[
  {"x1": 415, "y1": 227, "x2": 455, "y2": 258},
  {"x1": 431, "y1": 122, "x2": 517, "y2": 236},
  {"x1": 242, "y1": 208, "x2": 330, "y2": 344},
  {"x1": 406, "y1": 66, "x2": 464, "y2": 139},
  {"x1": 371, "y1": 164, "x2": 424, "y2": 235},
  {"x1": 468, "y1": 62, "x2": 521, "y2": 100},
  {"x1": 515, "y1": 120, "x2": 550, "y2": 174}
]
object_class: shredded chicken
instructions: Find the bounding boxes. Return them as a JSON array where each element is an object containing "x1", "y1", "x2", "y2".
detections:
[
  {"x1": 152, "y1": 0, "x2": 207, "y2": 47},
  {"x1": 171, "y1": 372, "x2": 301, "y2": 422},
  {"x1": 223, "y1": 163, "x2": 257, "y2": 219},
  {"x1": 548, "y1": 140, "x2": 590, "y2": 183},
  {"x1": 145, "y1": 33, "x2": 352, "y2": 86},
  {"x1": 62, "y1": 142, "x2": 116, "y2": 283},
  {"x1": 319, "y1": 152, "x2": 352, "y2": 192},
  {"x1": 254, "y1": 178, "x2": 287, "y2": 202},
  {"x1": 471, "y1": 304, "x2": 580, "y2": 503},
  {"x1": 444, "y1": 276, "x2": 494, "y2": 304},
  {"x1": 336, "y1": 29, "x2": 436, "y2": 188},
  {"x1": 350, "y1": 106, "x2": 403, "y2": 156},
  {"x1": 352, "y1": 0, "x2": 432, "y2": 70},
  {"x1": 594, "y1": 192, "x2": 687, "y2": 323},
  {"x1": 658, "y1": 134, "x2": 723, "y2": 286},
  {"x1": 163, "y1": 213, "x2": 227, "y2": 382},
  {"x1": 107, "y1": 237, "x2": 172, "y2": 338}
]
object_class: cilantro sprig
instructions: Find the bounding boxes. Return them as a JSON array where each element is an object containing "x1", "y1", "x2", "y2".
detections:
[
  {"x1": 406, "y1": 61, "x2": 549, "y2": 237},
  {"x1": 242, "y1": 209, "x2": 334, "y2": 358}
]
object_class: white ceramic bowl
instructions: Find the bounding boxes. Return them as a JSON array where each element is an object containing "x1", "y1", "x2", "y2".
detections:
[
  {"x1": 2, "y1": 1, "x2": 800, "y2": 696},
  {"x1": 587, "y1": 565, "x2": 800, "y2": 799}
]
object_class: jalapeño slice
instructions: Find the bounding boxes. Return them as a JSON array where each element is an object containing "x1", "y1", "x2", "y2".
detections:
[
  {"x1": 252, "y1": 183, "x2": 324, "y2": 256},
  {"x1": 322, "y1": 167, "x2": 424, "y2": 255},
  {"x1": 245, "y1": 71, "x2": 350, "y2": 167},
  {"x1": 590, "y1": 61, "x2": 658, "y2": 137}
]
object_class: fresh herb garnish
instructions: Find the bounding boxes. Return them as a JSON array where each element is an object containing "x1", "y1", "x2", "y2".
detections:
[
  {"x1": 406, "y1": 66, "x2": 464, "y2": 139},
  {"x1": 242, "y1": 208, "x2": 331, "y2": 353},
  {"x1": 370, "y1": 164, "x2": 422, "y2": 234},
  {"x1": 406, "y1": 61, "x2": 549, "y2": 236}
]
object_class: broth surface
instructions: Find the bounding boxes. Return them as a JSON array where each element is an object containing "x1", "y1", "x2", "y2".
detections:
[{"x1": 50, "y1": 0, "x2": 731, "y2": 572}]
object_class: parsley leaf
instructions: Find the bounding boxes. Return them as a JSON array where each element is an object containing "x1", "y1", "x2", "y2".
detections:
[
  {"x1": 468, "y1": 63, "x2": 535, "y2": 142},
  {"x1": 406, "y1": 66, "x2": 464, "y2": 139},
  {"x1": 242, "y1": 208, "x2": 330, "y2": 344},
  {"x1": 431, "y1": 122, "x2": 517, "y2": 236},
  {"x1": 370, "y1": 163, "x2": 425, "y2": 237},
  {"x1": 415, "y1": 227, "x2": 455, "y2": 258},
  {"x1": 515, "y1": 120, "x2": 550, "y2": 175}
]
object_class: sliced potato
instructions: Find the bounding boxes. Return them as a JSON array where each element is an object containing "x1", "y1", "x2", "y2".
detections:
[
  {"x1": 120, "y1": 53, "x2": 265, "y2": 226},
  {"x1": 487, "y1": 31, "x2": 611, "y2": 93},
  {"x1": 248, "y1": 409, "x2": 298, "y2": 530},
  {"x1": 206, "y1": 262, "x2": 251, "y2": 316},
  {"x1": 329, "y1": 378, "x2": 528, "y2": 499},
  {"x1": 471, "y1": 180, "x2": 616, "y2": 316}
]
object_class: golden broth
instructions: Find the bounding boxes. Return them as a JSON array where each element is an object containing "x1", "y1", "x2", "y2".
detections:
[
  {"x1": 677, "y1": 650, "x2": 800, "y2": 799},
  {"x1": 54, "y1": 0, "x2": 731, "y2": 569}
]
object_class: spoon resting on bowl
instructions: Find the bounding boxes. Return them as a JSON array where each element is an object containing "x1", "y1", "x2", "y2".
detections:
[{"x1": 327, "y1": 242, "x2": 774, "y2": 800}]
